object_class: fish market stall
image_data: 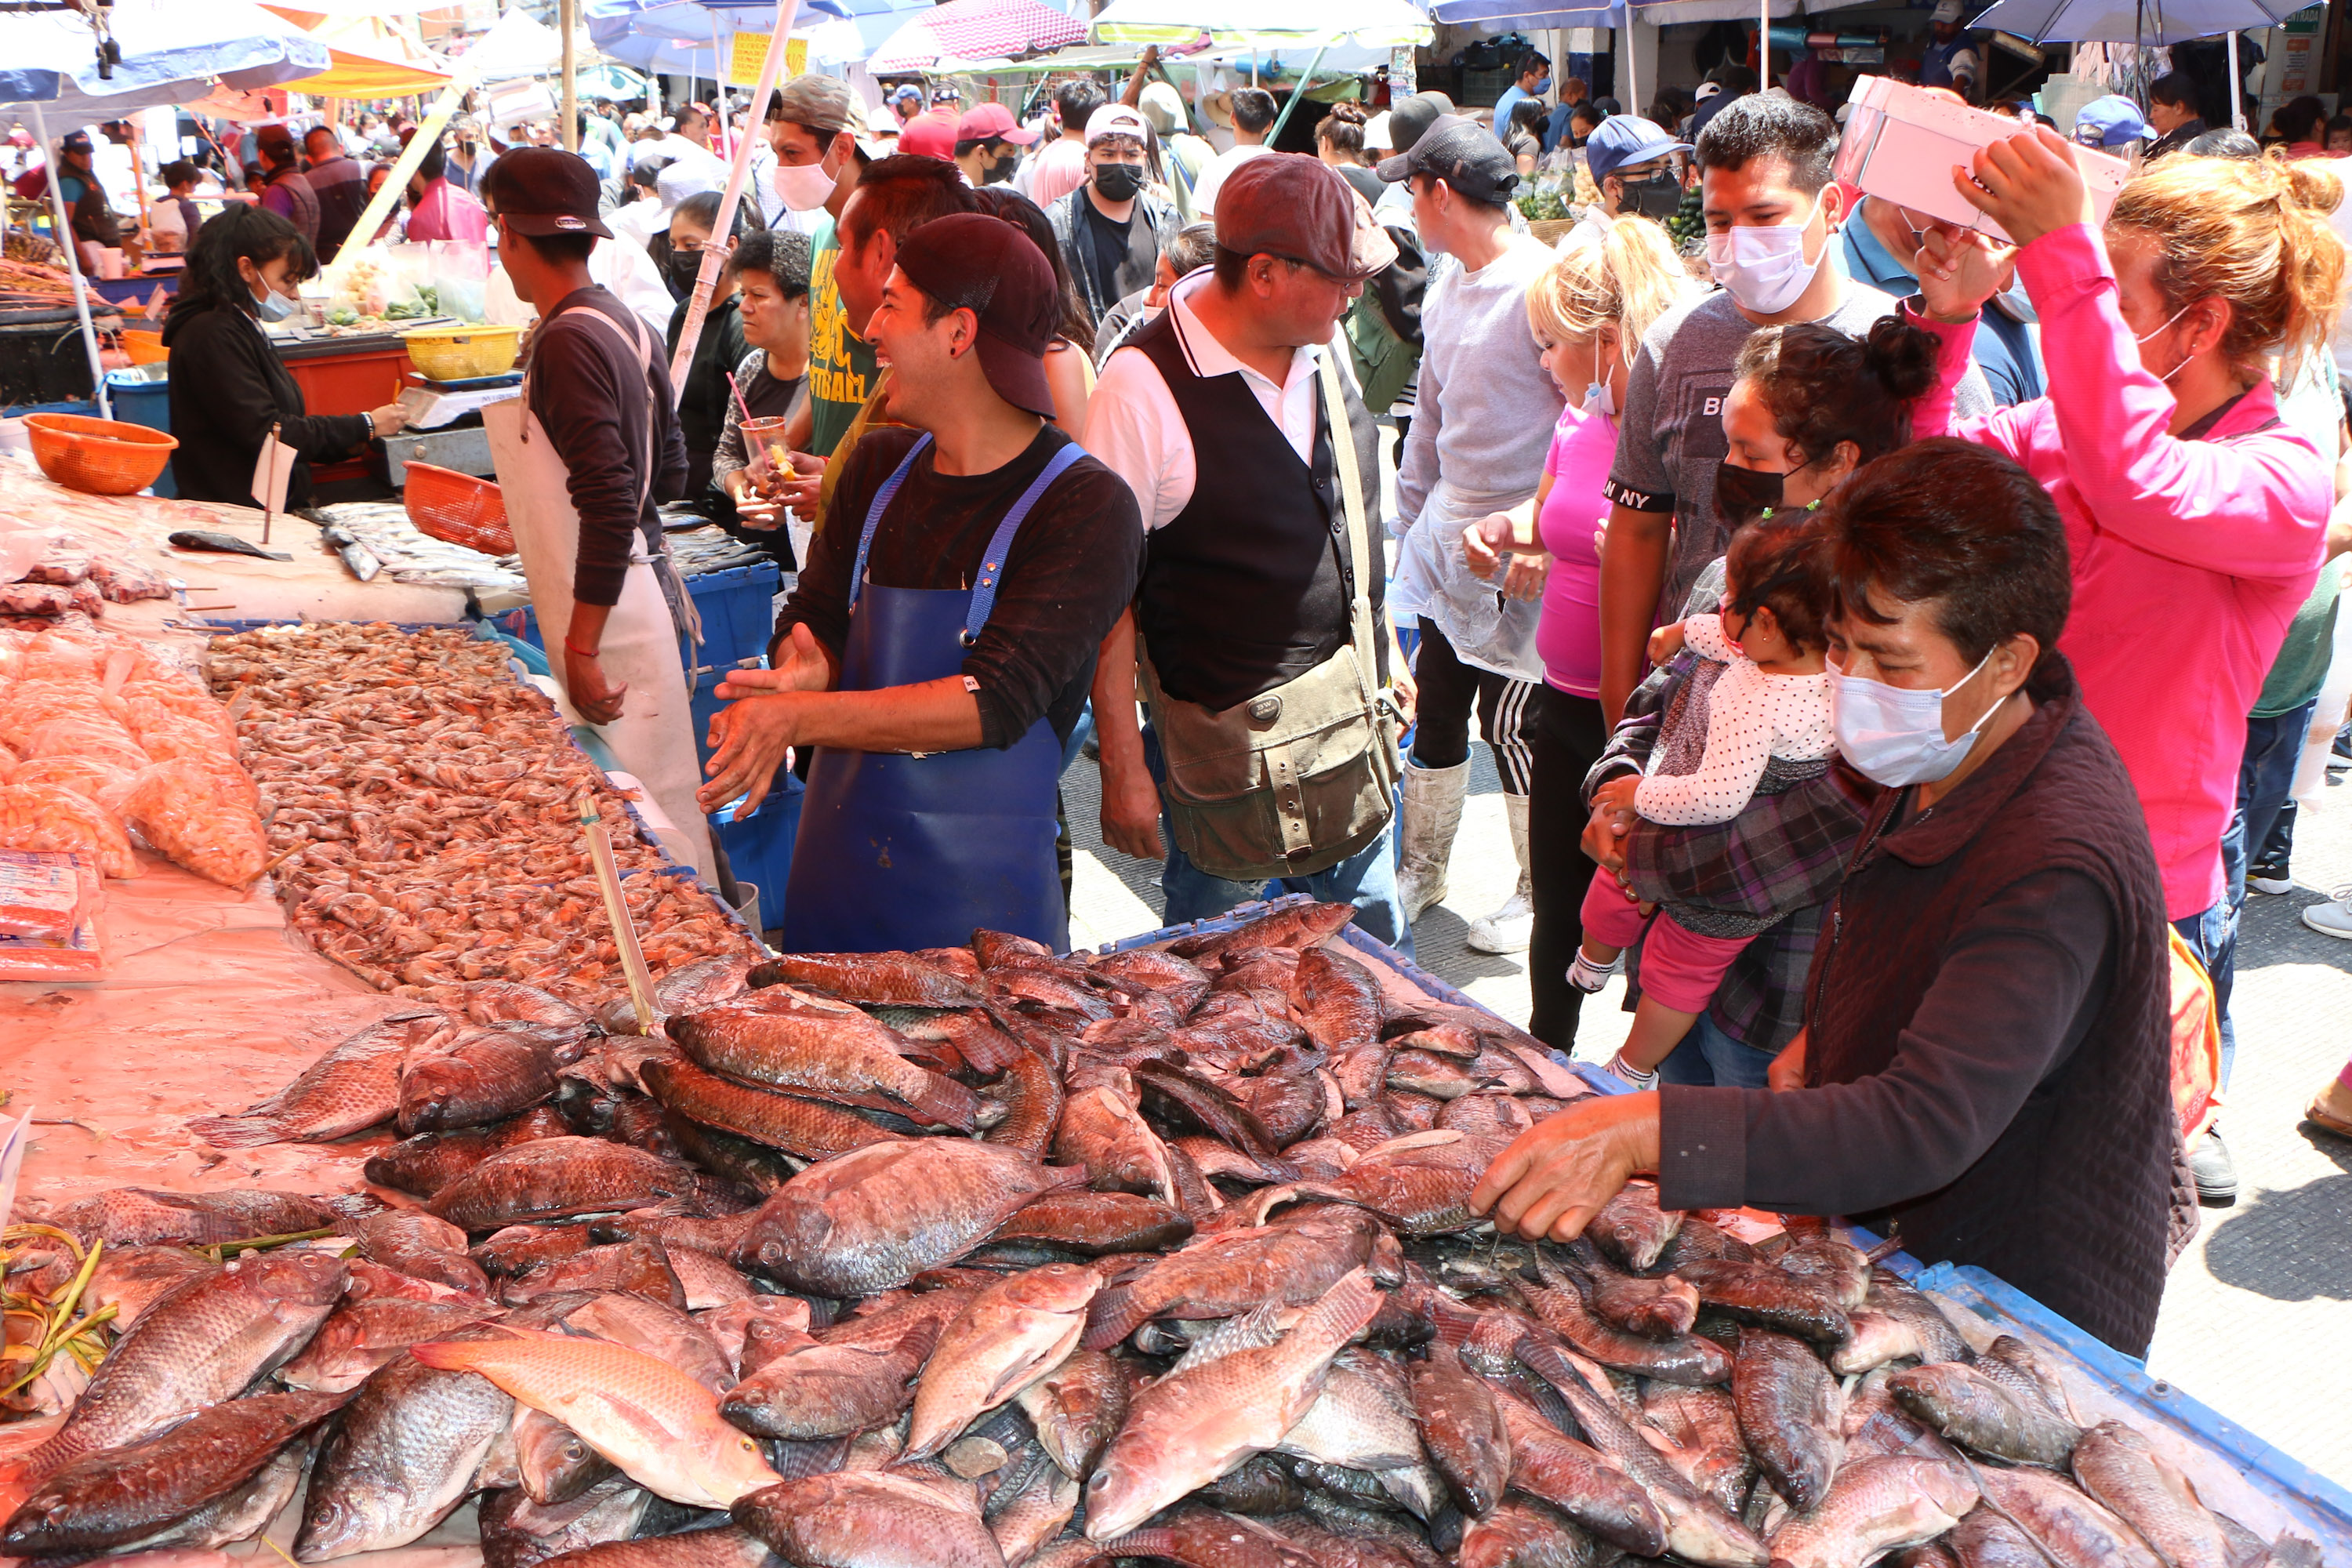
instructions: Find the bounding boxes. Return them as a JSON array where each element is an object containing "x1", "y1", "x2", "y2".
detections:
[{"x1": 5, "y1": 869, "x2": 2351, "y2": 1568}]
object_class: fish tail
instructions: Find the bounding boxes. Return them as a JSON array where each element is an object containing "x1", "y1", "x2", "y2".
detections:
[
  {"x1": 1080, "y1": 1284, "x2": 1150, "y2": 1352},
  {"x1": 405, "y1": 1339, "x2": 487, "y2": 1372},
  {"x1": 187, "y1": 1113, "x2": 291, "y2": 1147},
  {"x1": 900, "y1": 1071, "x2": 984, "y2": 1131},
  {"x1": 1097, "y1": 1530, "x2": 1175, "y2": 1557},
  {"x1": 1294, "y1": 1265, "x2": 1384, "y2": 1348}
]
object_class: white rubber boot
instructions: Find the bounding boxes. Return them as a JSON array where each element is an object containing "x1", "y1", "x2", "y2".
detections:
[
  {"x1": 1394, "y1": 757, "x2": 1471, "y2": 924},
  {"x1": 1467, "y1": 792, "x2": 1535, "y2": 954}
]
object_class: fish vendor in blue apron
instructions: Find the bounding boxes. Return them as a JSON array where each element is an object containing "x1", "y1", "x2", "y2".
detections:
[{"x1": 696, "y1": 212, "x2": 1142, "y2": 955}]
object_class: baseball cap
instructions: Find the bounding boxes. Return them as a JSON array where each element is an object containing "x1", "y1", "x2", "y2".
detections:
[
  {"x1": 1085, "y1": 103, "x2": 1150, "y2": 147},
  {"x1": 58, "y1": 129, "x2": 92, "y2": 155},
  {"x1": 1138, "y1": 82, "x2": 1185, "y2": 136},
  {"x1": 959, "y1": 102, "x2": 1037, "y2": 147},
  {"x1": 1374, "y1": 114, "x2": 1519, "y2": 205},
  {"x1": 894, "y1": 212, "x2": 1060, "y2": 419},
  {"x1": 889, "y1": 84, "x2": 922, "y2": 106},
  {"x1": 1584, "y1": 114, "x2": 1691, "y2": 184},
  {"x1": 1931, "y1": 0, "x2": 1965, "y2": 20},
  {"x1": 866, "y1": 105, "x2": 902, "y2": 140},
  {"x1": 2072, "y1": 94, "x2": 2148, "y2": 147},
  {"x1": 1216, "y1": 154, "x2": 1393, "y2": 281},
  {"x1": 1693, "y1": 81, "x2": 1722, "y2": 103},
  {"x1": 1362, "y1": 111, "x2": 1394, "y2": 152},
  {"x1": 771, "y1": 74, "x2": 883, "y2": 156},
  {"x1": 1384, "y1": 92, "x2": 1456, "y2": 158},
  {"x1": 898, "y1": 108, "x2": 959, "y2": 162},
  {"x1": 931, "y1": 85, "x2": 963, "y2": 105},
  {"x1": 479, "y1": 146, "x2": 613, "y2": 239}
]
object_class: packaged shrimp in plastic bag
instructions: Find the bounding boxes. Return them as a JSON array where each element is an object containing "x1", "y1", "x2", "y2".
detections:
[
  {"x1": 0, "y1": 783, "x2": 139, "y2": 879},
  {"x1": 118, "y1": 758, "x2": 269, "y2": 888}
]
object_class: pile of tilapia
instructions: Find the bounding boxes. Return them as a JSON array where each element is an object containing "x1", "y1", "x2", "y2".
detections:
[{"x1": 2, "y1": 899, "x2": 2321, "y2": 1568}]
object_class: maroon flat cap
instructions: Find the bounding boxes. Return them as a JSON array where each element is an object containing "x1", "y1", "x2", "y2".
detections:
[{"x1": 1214, "y1": 152, "x2": 1396, "y2": 281}]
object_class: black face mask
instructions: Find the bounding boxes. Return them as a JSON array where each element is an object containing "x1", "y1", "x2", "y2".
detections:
[
  {"x1": 666, "y1": 249, "x2": 703, "y2": 290},
  {"x1": 1619, "y1": 171, "x2": 1682, "y2": 220},
  {"x1": 1092, "y1": 162, "x2": 1145, "y2": 201},
  {"x1": 982, "y1": 151, "x2": 1016, "y2": 185},
  {"x1": 1715, "y1": 460, "x2": 1786, "y2": 525}
]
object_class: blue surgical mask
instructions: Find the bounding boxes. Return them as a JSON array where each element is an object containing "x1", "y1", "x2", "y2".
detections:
[
  {"x1": 1582, "y1": 337, "x2": 1617, "y2": 418},
  {"x1": 251, "y1": 282, "x2": 297, "y2": 323},
  {"x1": 1828, "y1": 648, "x2": 2001, "y2": 787},
  {"x1": 1532, "y1": 74, "x2": 1553, "y2": 95}
]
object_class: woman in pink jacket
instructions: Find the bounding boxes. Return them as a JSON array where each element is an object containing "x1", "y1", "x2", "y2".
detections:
[{"x1": 1904, "y1": 133, "x2": 2343, "y2": 1203}]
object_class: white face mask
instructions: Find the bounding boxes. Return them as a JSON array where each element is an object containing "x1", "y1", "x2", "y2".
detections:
[
  {"x1": 773, "y1": 146, "x2": 840, "y2": 212},
  {"x1": 1828, "y1": 648, "x2": 2002, "y2": 787},
  {"x1": 1582, "y1": 336, "x2": 1617, "y2": 418},
  {"x1": 2135, "y1": 302, "x2": 2194, "y2": 383},
  {"x1": 1706, "y1": 195, "x2": 1826, "y2": 317}
]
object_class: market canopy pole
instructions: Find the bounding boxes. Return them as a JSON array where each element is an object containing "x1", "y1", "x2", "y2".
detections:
[
  {"x1": 1265, "y1": 41, "x2": 1330, "y2": 142},
  {"x1": 668, "y1": 0, "x2": 799, "y2": 397},
  {"x1": 325, "y1": 61, "x2": 480, "y2": 292},
  {"x1": 1759, "y1": 0, "x2": 1769, "y2": 88},
  {"x1": 2227, "y1": 27, "x2": 2242, "y2": 128},
  {"x1": 27, "y1": 102, "x2": 110, "y2": 422},
  {"x1": 561, "y1": 0, "x2": 579, "y2": 150}
]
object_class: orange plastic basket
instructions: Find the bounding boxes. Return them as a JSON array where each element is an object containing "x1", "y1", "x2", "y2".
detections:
[
  {"x1": 403, "y1": 461, "x2": 513, "y2": 555},
  {"x1": 120, "y1": 328, "x2": 168, "y2": 365},
  {"x1": 23, "y1": 412, "x2": 177, "y2": 495}
]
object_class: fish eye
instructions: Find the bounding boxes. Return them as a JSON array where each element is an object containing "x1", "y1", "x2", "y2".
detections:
[{"x1": 1087, "y1": 1472, "x2": 1108, "y2": 1490}]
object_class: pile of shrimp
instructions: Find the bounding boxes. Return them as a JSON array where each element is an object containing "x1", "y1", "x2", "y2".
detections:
[
  {"x1": 206, "y1": 622, "x2": 757, "y2": 1005},
  {"x1": 0, "y1": 622, "x2": 267, "y2": 886}
]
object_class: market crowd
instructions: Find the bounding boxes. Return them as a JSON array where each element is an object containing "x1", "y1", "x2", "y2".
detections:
[{"x1": 135, "y1": 51, "x2": 2352, "y2": 1357}]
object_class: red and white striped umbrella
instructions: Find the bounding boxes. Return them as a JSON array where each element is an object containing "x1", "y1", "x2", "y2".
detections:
[{"x1": 868, "y1": 0, "x2": 1087, "y2": 71}]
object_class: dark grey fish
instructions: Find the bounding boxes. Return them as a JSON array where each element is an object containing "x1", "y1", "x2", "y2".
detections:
[
  {"x1": 1732, "y1": 1328, "x2": 1842, "y2": 1510},
  {"x1": 1889, "y1": 1361, "x2": 2082, "y2": 1468},
  {"x1": 295, "y1": 1340, "x2": 517, "y2": 1561},
  {"x1": 479, "y1": 1477, "x2": 659, "y2": 1568}
]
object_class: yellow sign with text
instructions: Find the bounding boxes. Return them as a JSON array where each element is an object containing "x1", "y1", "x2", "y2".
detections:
[{"x1": 725, "y1": 31, "x2": 807, "y2": 88}]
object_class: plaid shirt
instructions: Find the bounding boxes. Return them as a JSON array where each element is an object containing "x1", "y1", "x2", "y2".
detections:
[{"x1": 1585, "y1": 650, "x2": 1877, "y2": 1051}]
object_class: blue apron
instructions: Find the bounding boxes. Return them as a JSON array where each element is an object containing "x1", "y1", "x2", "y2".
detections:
[{"x1": 779, "y1": 434, "x2": 1082, "y2": 955}]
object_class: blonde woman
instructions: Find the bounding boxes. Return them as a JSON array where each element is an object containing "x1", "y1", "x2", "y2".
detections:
[{"x1": 1461, "y1": 219, "x2": 1694, "y2": 1047}]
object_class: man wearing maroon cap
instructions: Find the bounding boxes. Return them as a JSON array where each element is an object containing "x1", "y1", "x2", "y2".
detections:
[
  {"x1": 895, "y1": 106, "x2": 960, "y2": 163},
  {"x1": 953, "y1": 102, "x2": 1035, "y2": 187},
  {"x1": 699, "y1": 212, "x2": 1142, "y2": 952},
  {"x1": 1084, "y1": 153, "x2": 1416, "y2": 953}
]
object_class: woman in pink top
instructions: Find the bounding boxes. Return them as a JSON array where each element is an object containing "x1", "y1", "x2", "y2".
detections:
[
  {"x1": 404, "y1": 140, "x2": 490, "y2": 245},
  {"x1": 1908, "y1": 131, "x2": 2343, "y2": 1195},
  {"x1": 1462, "y1": 220, "x2": 1693, "y2": 1047}
]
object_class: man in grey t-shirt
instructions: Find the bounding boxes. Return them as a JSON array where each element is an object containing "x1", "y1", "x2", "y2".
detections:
[{"x1": 1598, "y1": 94, "x2": 1991, "y2": 724}]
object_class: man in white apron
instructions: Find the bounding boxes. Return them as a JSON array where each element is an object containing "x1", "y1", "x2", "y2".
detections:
[{"x1": 477, "y1": 148, "x2": 717, "y2": 881}]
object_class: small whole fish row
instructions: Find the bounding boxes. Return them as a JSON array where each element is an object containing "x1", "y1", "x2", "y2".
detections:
[{"x1": 5, "y1": 900, "x2": 2323, "y2": 1568}]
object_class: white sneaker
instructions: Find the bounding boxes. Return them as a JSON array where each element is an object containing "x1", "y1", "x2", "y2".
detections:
[
  {"x1": 1568, "y1": 949, "x2": 1620, "y2": 993},
  {"x1": 1606, "y1": 1051, "x2": 1659, "y2": 1091},
  {"x1": 2247, "y1": 873, "x2": 2293, "y2": 895},
  {"x1": 2303, "y1": 886, "x2": 2352, "y2": 940},
  {"x1": 1467, "y1": 887, "x2": 1534, "y2": 954}
]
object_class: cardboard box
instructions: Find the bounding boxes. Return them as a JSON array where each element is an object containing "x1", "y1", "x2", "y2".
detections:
[{"x1": 1835, "y1": 74, "x2": 2130, "y2": 243}]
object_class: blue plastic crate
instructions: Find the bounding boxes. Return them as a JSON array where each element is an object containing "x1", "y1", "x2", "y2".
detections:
[
  {"x1": 501, "y1": 561, "x2": 780, "y2": 675},
  {"x1": 103, "y1": 369, "x2": 174, "y2": 498},
  {"x1": 713, "y1": 778, "x2": 801, "y2": 937}
]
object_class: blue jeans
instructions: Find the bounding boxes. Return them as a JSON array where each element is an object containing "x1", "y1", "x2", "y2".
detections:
[
  {"x1": 1654, "y1": 1010, "x2": 1777, "y2": 1089},
  {"x1": 2230, "y1": 700, "x2": 2315, "y2": 896},
  {"x1": 1144, "y1": 726, "x2": 1414, "y2": 958}
]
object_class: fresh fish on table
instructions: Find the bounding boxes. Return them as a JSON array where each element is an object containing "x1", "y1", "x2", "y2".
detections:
[
  {"x1": 1972, "y1": 1462, "x2": 2166, "y2": 1568},
  {"x1": 39, "y1": 1186, "x2": 338, "y2": 1250},
  {"x1": 398, "y1": 1021, "x2": 575, "y2": 1134},
  {"x1": 1289, "y1": 945, "x2": 1388, "y2": 1049},
  {"x1": 362, "y1": 1108, "x2": 572, "y2": 1198},
  {"x1": 730, "y1": 1138, "x2": 1081, "y2": 1298},
  {"x1": 641, "y1": 1054, "x2": 908, "y2": 1163},
  {"x1": 4, "y1": 1249, "x2": 346, "y2": 1483},
  {"x1": 408, "y1": 1328, "x2": 782, "y2": 1508},
  {"x1": 476, "y1": 1223, "x2": 593, "y2": 1278},
  {"x1": 1014, "y1": 1347, "x2": 1129, "y2": 1482},
  {"x1": 1672, "y1": 1257, "x2": 1853, "y2": 1345},
  {"x1": 985, "y1": 1190, "x2": 1194, "y2": 1255},
  {"x1": 1555, "y1": 1238, "x2": 1700, "y2": 1340},
  {"x1": 1491, "y1": 1388, "x2": 1669, "y2": 1555},
  {"x1": 278, "y1": 1296, "x2": 503, "y2": 1392},
  {"x1": 734, "y1": 1468, "x2": 1004, "y2": 1568},
  {"x1": 1408, "y1": 1339, "x2": 1512, "y2": 1518},
  {"x1": 1082, "y1": 1207, "x2": 1391, "y2": 1349},
  {"x1": 1278, "y1": 1348, "x2": 1445, "y2": 1518},
  {"x1": 557, "y1": 1290, "x2": 735, "y2": 1396},
  {"x1": 1083, "y1": 1265, "x2": 1386, "y2": 1541},
  {"x1": 1980, "y1": 1333, "x2": 2080, "y2": 1422},
  {"x1": 670, "y1": 1004, "x2": 981, "y2": 1129},
  {"x1": 296, "y1": 1339, "x2": 518, "y2": 1561},
  {"x1": 187, "y1": 1009, "x2": 444, "y2": 1146},
  {"x1": 1056, "y1": 1080, "x2": 1178, "y2": 1198},
  {"x1": 1763, "y1": 1454, "x2": 1979, "y2": 1568},
  {"x1": 1888, "y1": 1360, "x2": 2083, "y2": 1467},
  {"x1": 906, "y1": 1263, "x2": 1102, "y2": 1457},
  {"x1": 0, "y1": 1388, "x2": 347, "y2": 1557},
  {"x1": 1583, "y1": 1182, "x2": 1683, "y2": 1272},
  {"x1": 748, "y1": 950, "x2": 985, "y2": 1007},
  {"x1": 1167, "y1": 899, "x2": 1356, "y2": 966},
  {"x1": 514, "y1": 1403, "x2": 619, "y2": 1503},
  {"x1": 477, "y1": 1476, "x2": 659, "y2": 1568},
  {"x1": 512, "y1": 1523, "x2": 779, "y2": 1568},
  {"x1": 1732, "y1": 1328, "x2": 1843, "y2": 1510},
  {"x1": 1253, "y1": 1130, "x2": 1510, "y2": 1237},
  {"x1": 720, "y1": 1287, "x2": 971, "y2": 1439},
  {"x1": 79, "y1": 1246, "x2": 219, "y2": 1332},
  {"x1": 2072, "y1": 1419, "x2": 2236, "y2": 1568},
  {"x1": 1457, "y1": 1497, "x2": 1599, "y2": 1568},
  {"x1": 353, "y1": 1210, "x2": 491, "y2": 1296},
  {"x1": 1527, "y1": 1254, "x2": 1730, "y2": 1385},
  {"x1": 426, "y1": 1137, "x2": 700, "y2": 1229},
  {"x1": 503, "y1": 1238, "x2": 685, "y2": 1308}
]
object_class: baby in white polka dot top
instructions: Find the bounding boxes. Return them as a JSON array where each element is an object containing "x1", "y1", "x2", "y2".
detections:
[{"x1": 1570, "y1": 512, "x2": 1835, "y2": 1088}]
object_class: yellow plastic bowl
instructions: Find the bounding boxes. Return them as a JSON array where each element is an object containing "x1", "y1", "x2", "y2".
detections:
[{"x1": 401, "y1": 324, "x2": 522, "y2": 382}]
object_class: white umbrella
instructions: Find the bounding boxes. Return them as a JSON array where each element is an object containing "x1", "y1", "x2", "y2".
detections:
[{"x1": 1091, "y1": 0, "x2": 1434, "y2": 49}]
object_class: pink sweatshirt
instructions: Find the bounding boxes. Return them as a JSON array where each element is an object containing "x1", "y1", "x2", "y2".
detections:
[{"x1": 1909, "y1": 223, "x2": 2328, "y2": 920}]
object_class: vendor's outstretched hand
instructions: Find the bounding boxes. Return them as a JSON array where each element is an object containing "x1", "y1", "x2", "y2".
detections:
[
  {"x1": 1952, "y1": 125, "x2": 2093, "y2": 252},
  {"x1": 1470, "y1": 1091, "x2": 1662, "y2": 1243},
  {"x1": 717, "y1": 623, "x2": 833, "y2": 699},
  {"x1": 700, "y1": 696, "x2": 797, "y2": 815}
]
